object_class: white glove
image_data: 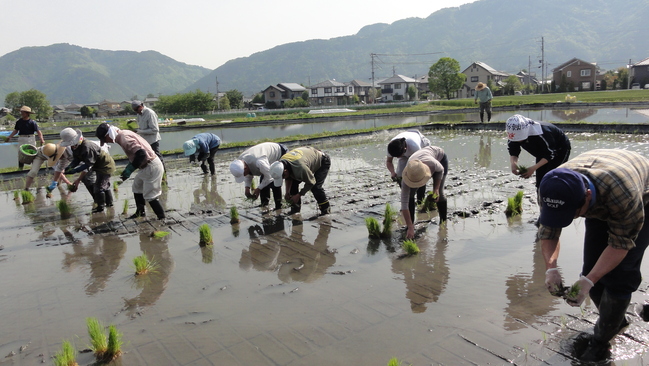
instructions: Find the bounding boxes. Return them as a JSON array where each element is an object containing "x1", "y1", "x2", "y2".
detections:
[
  {"x1": 545, "y1": 268, "x2": 564, "y2": 297},
  {"x1": 565, "y1": 276, "x2": 594, "y2": 307}
]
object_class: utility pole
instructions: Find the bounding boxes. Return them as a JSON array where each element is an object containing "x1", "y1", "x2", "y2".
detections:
[
  {"x1": 541, "y1": 37, "x2": 545, "y2": 93},
  {"x1": 528, "y1": 55, "x2": 531, "y2": 90},
  {"x1": 215, "y1": 76, "x2": 220, "y2": 110},
  {"x1": 628, "y1": 59, "x2": 632, "y2": 89},
  {"x1": 371, "y1": 53, "x2": 376, "y2": 103}
]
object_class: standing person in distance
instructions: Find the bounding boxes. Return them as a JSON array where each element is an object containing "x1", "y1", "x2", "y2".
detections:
[
  {"x1": 182, "y1": 132, "x2": 221, "y2": 175},
  {"x1": 132, "y1": 100, "x2": 167, "y2": 183},
  {"x1": 474, "y1": 82, "x2": 493, "y2": 123},
  {"x1": 5, "y1": 106, "x2": 45, "y2": 170},
  {"x1": 229, "y1": 142, "x2": 288, "y2": 210}
]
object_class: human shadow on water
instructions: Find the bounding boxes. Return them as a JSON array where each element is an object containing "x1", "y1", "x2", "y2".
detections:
[
  {"x1": 390, "y1": 226, "x2": 450, "y2": 313},
  {"x1": 191, "y1": 175, "x2": 225, "y2": 212},
  {"x1": 474, "y1": 135, "x2": 492, "y2": 169},
  {"x1": 239, "y1": 216, "x2": 336, "y2": 283},
  {"x1": 503, "y1": 238, "x2": 558, "y2": 331},
  {"x1": 61, "y1": 233, "x2": 127, "y2": 296},
  {"x1": 122, "y1": 232, "x2": 175, "y2": 318}
]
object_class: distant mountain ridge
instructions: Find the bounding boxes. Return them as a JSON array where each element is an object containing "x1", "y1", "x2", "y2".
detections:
[
  {"x1": 187, "y1": 0, "x2": 649, "y2": 96},
  {"x1": 0, "y1": 43, "x2": 211, "y2": 104}
]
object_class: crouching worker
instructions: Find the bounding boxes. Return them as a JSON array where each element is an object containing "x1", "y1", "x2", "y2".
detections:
[
  {"x1": 269, "y1": 146, "x2": 330, "y2": 216},
  {"x1": 229, "y1": 142, "x2": 288, "y2": 210},
  {"x1": 60, "y1": 128, "x2": 116, "y2": 213},
  {"x1": 182, "y1": 133, "x2": 221, "y2": 175},
  {"x1": 96, "y1": 123, "x2": 165, "y2": 220},
  {"x1": 386, "y1": 130, "x2": 431, "y2": 206},
  {"x1": 538, "y1": 149, "x2": 649, "y2": 362},
  {"x1": 23, "y1": 143, "x2": 68, "y2": 190},
  {"x1": 400, "y1": 146, "x2": 448, "y2": 239}
]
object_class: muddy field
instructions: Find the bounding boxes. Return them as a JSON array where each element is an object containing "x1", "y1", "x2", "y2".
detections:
[{"x1": 3, "y1": 130, "x2": 649, "y2": 366}]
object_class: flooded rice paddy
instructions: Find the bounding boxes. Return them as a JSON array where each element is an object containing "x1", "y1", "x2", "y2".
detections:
[{"x1": 3, "y1": 130, "x2": 649, "y2": 365}]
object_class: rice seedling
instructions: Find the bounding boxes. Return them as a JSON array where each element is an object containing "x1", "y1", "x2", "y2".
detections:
[
  {"x1": 199, "y1": 224, "x2": 213, "y2": 247},
  {"x1": 67, "y1": 183, "x2": 77, "y2": 192},
  {"x1": 365, "y1": 217, "x2": 382, "y2": 238},
  {"x1": 21, "y1": 190, "x2": 34, "y2": 204},
  {"x1": 505, "y1": 190, "x2": 524, "y2": 217},
  {"x1": 382, "y1": 203, "x2": 398, "y2": 236},
  {"x1": 105, "y1": 325, "x2": 123, "y2": 360},
  {"x1": 53, "y1": 340, "x2": 78, "y2": 366},
  {"x1": 201, "y1": 245, "x2": 214, "y2": 263},
  {"x1": 230, "y1": 206, "x2": 240, "y2": 224},
  {"x1": 517, "y1": 164, "x2": 528, "y2": 175},
  {"x1": 387, "y1": 358, "x2": 411, "y2": 366},
  {"x1": 13, "y1": 190, "x2": 19, "y2": 201},
  {"x1": 250, "y1": 178, "x2": 256, "y2": 190},
  {"x1": 113, "y1": 181, "x2": 119, "y2": 192},
  {"x1": 132, "y1": 253, "x2": 158, "y2": 275},
  {"x1": 57, "y1": 200, "x2": 72, "y2": 218},
  {"x1": 419, "y1": 191, "x2": 438, "y2": 211},
  {"x1": 402, "y1": 239, "x2": 420, "y2": 255},
  {"x1": 86, "y1": 317, "x2": 107, "y2": 358},
  {"x1": 122, "y1": 199, "x2": 129, "y2": 215},
  {"x1": 150, "y1": 230, "x2": 170, "y2": 238},
  {"x1": 566, "y1": 282, "x2": 580, "y2": 299}
]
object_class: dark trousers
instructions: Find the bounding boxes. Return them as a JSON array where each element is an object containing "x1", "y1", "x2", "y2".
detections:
[
  {"x1": 408, "y1": 153, "x2": 449, "y2": 220},
  {"x1": 259, "y1": 174, "x2": 282, "y2": 207},
  {"x1": 583, "y1": 205, "x2": 649, "y2": 299},
  {"x1": 534, "y1": 146, "x2": 571, "y2": 188},
  {"x1": 479, "y1": 101, "x2": 492, "y2": 122},
  {"x1": 289, "y1": 154, "x2": 330, "y2": 212},
  {"x1": 200, "y1": 147, "x2": 218, "y2": 175}
]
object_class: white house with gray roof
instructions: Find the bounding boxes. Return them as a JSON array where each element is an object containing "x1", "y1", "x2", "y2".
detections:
[
  {"x1": 308, "y1": 80, "x2": 352, "y2": 106},
  {"x1": 378, "y1": 74, "x2": 416, "y2": 101},
  {"x1": 459, "y1": 61, "x2": 511, "y2": 98}
]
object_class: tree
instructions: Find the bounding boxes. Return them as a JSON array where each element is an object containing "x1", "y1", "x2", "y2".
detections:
[
  {"x1": 252, "y1": 93, "x2": 265, "y2": 104},
  {"x1": 301, "y1": 90, "x2": 309, "y2": 101},
  {"x1": 4, "y1": 92, "x2": 21, "y2": 112},
  {"x1": 428, "y1": 57, "x2": 465, "y2": 100},
  {"x1": 218, "y1": 95, "x2": 231, "y2": 111},
  {"x1": 4, "y1": 89, "x2": 52, "y2": 120},
  {"x1": 502, "y1": 75, "x2": 522, "y2": 95},
  {"x1": 407, "y1": 85, "x2": 417, "y2": 101},
  {"x1": 225, "y1": 90, "x2": 244, "y2": 109},
  {"x1": 80, "y1": 106, "x2": 95, "y2": 117},
  {"x1": 147, "y1": 93, "x2": 155, "y2": 98}
]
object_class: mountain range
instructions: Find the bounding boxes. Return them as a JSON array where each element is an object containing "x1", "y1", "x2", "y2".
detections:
[{"x1": 1, "y1": 0, "x2": 648, "y2": 104}]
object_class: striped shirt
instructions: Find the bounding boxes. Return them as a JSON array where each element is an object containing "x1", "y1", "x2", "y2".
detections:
[{"x1": 538, "y1": 149, "x2": 649, "y2": 250}]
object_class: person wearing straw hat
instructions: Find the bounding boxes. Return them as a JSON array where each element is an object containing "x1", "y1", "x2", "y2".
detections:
[
  {"x1": 23, "y1": 143, "x2": 69, "y2": 191},
  {"x1": 269, "y1": 146, "x2": 331, "y2": 216},
  {"x1": 61, "y1": 127, "x2": 116, "y2": 213},
  {"x1": 506, "y1": 114, "x2": 571, "y2": 188},
  {"x1": 400, "y1": 146, "x2": 448, "y2": 239},
  {"x1": 474, "y1": 82, "x2": 493, "y2": 123},
  {"x1": 5, "y1": 106, "x2": 45, "y2": 170},
  {"x1": 386, "y1": 130, "x2": 431, "y2": 207},
  {"x1": 538, "y1": 149, "x2": 649, "y2": 362},
  {"x1": 182, "y1": 132, "x2": 221, "y2": 176},
  {"x1": 230, "y1": 142, "x2": 288, "y2": 210},
  {"x1": 95, "y1": 123, "x2": 166, "y2": 220}
]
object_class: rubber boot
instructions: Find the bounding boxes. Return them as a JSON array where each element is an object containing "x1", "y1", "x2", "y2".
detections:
[
  {"x1": 487, "y1": 111, "x2": 492, "y2": 122},
  {"x1": 579, "y1": 290, "x2": 630, "y2": 362},
  {"x1": 479, "y1": 112, "x2": 484, "y2": 123},
  {"x1": 319, "y1": 201, "x2": 331, "y2": 216},
  {"x1": 105, "y1": 190, "x2": 114, "y2": 208},
  {"x1": 201, "y1": 164, "x2": 209, "y2": 174},
  {"x1": 92, "y1": 192, "x2": 105, "y2": 213},
  {"x1": 274, "y1": 199, "x2": 283, "y2": 211},
  {"x1": 437, "y1": 200, "x2": 448, "y2": 223},
  {"x1": 129, "y1": 193, "x2": 146, "y2": 219},
  {"x1": 148, "y1": 199, "x2": 166, "y2": 220},
  {"x1": 208, "y1": 160, "x2": 215, "y2": 176}
]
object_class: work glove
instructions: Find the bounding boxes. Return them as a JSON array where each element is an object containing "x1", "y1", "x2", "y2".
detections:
[
  {"x1": 120, "y1": 164, "x2": 136, "y2": 181},
  {"x1": 189, "y1": 154, "x2": 196, "y2": 163},
  {"x1": 565, "y1": 275, "x2": 594, "y2": 307},
  {"x1": 46, "y1": 181, "x2": 58, "y2": 192},
  {"x1": 545, "y1": 268, "x2": 565, "y2": 297}
]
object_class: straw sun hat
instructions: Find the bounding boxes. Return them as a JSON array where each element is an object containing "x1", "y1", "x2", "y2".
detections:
[
  {"x1": 402, "y1": 160, "x2": 431, "y2": 188},
  {"x1": 476, "y1": 82, "x2": 486, "y2": 91}
]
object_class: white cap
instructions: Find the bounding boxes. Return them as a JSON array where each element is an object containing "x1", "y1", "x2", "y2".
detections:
[
  {"x1": 229, "y1": 159, "x2": 245, "y2": 183},
  {"x1": 269, "y1": 161, "x2": 285, "y2": 187},
  {"x1": 60, "y1": 128, "x2": 82, "y2": 147}
]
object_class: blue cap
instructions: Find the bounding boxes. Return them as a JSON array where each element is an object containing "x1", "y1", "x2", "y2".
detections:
[{"x1": 539, "y1": 168, "x2": 586, "y2": 228}]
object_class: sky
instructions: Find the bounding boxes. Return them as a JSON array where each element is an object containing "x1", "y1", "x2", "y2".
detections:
[{"x1": 3, "y1": 0, "x2": 476, "y2": 70}]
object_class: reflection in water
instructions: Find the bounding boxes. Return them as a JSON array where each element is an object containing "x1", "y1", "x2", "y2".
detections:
[
  {"x1": 62, "y1": 232, "x2": 126, "y2": 296},
  {"x1": 239, "y1": 217, "x2": 336, "y2": 283},
  {"x1": 550, "y1": 108, "x2": 597, "y2": 122},
  {"x1": 503, "y1": 239, "x2": 557, "y2": 330},
  {"x1": 391, "y1": 227, "x2": 450, "y2": 313},
  {"x1": 191, "y1": 176, "x2": 225, "y2": 211},
  {"x1": 123, "y1": 233, "x2": 174, "y2": 317},
  {"x1": 474, "y1": 135, "x2": 492, "y2": 168}
]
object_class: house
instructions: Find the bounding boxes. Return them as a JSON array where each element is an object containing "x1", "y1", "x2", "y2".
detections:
[
  {"x1": 144, "y1": 97, "x2": 159, "y2": 108},
  {"x1": 414, "y1": 75, "x2": 430, "y2": 99},
  {"x1": 631, "y1": 57, "x2": 649, "y2": 87},
  {"x1": 516, "y1": 71, "x2": 540, "y2": 90},
  {"x1": 97, "y1": 100, "x2": 122, "y2": 117},
  {"x1": 378, "y1": 74, "x2": 417, "y2": 102},
  {"x1": 64, "y1": 103, "x2": 85, "y2": 112},
  {"x1": 552, "y1": 57, "x2": 598, "y2": 92},
  {"x1": 308, "y1": 80, "x2": 350, "y2": 106},
  {"x1": 459, "y1": 61, "x2": 510, "y2": 99},
  {"x1": 262, "y1": 83, "x2": 307, "y2": 108},
  {"x1": 348, "y1": 79, "x2": 374, "y2": 104}
]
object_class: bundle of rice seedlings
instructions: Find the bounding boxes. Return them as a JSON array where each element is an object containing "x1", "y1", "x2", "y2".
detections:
[
  {"x1": 387, "y1": 357, "x2": 412, "y2": 366},
  {"x1": 402, "y1": 239, "x2": 420, "y2": 255},
  {"x1": 132, "y1": 254, "x2": 158, "y2": 275},
  {"x1": 57, "y1": 200, "x2": 72, "y2": 218},
  {"x1": 86, "y1": 317, "x2": 107, "y2": 359},
  {"x1": 199, "y1": 224, "x2": 213, "y2": 247},
  {"x1": 517, "y1": 164, "x2": 528, "y2": 175},
  {"x1": 420, "y1": 191, "x2": 438, "y2": 211},
  {"x1": 105, "y1": 325, "x2": 123, "y2": 360},
  {"x1": 21, "y1": 190, "x2": 34, "y2": 204},
  {"x1": 382, "y1": 203, "x2": 398, "y2": 236},
  {"x1": 150, "y1": 231, "x2": 169, "y2": 238},
  {"x1": 365, "y1": 217, "x2": 382, "y2": 238},
  {"x1": 566, "y1": 282, "x2": 580, "y2": 299},
  {"x1": 13, "y1": 190, "x2": 19, "y2": 201},
  {"x1": 67, "y1": 183, "x2": 77, "y2": 192},
  {"x1": 126, "y1": 120, "x2": 138, "y2": 131},
  {"x1": 53, "y1": 340, "x2": 78, "y2": 366},
  {"x1": 505, "y1": 190, "x2": 524, "y2": 217},
  {"x1": 230, "y1": 206, "x2": 240, "y2": 224},
  {"x1": 122, "y1": 199, "x2": 129, "y2": 215},
  {"x1": 113, "y1": 181, "x2": 119, "y2": 193}
]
